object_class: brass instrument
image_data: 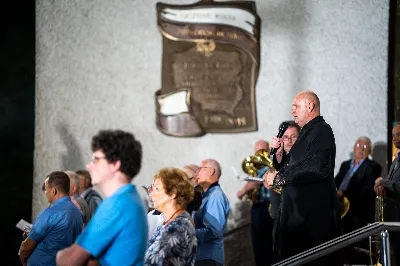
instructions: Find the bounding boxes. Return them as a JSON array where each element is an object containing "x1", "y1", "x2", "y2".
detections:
[
  {"x1": 339, "y1": 196, "x2": 350, "y2": 219},
  {"x1": 242, "y1": 149, "x2": 278, "y2": 204},
  {"x1": 369, "y1": 196, "x2": 384, "y2": 266}
]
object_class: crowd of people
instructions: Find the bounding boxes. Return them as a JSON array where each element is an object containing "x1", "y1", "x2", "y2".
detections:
[{"x1": 18, "y1": 90, "x2": 400, "y2": 265}]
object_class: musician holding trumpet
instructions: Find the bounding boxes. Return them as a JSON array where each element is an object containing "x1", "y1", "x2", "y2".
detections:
[
  {"x1": 263, "y1": 91, "x2": 341, "y2": 266},
  {"x1": 237, "y1": 140, "x2": 274, "y2": 266}
]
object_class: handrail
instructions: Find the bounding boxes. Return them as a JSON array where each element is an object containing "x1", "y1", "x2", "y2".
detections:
[{"x1": 273, "y1": 222, "x2": 400, "y2": 266}]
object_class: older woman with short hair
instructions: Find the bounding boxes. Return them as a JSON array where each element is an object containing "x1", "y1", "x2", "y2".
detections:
[{"x1": 145, "y1": 168, "x2": 197, "y2": 266}]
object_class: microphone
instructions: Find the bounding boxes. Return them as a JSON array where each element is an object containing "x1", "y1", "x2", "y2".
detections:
[{"x1": 270, "y1": 122, "x2": 289, "y2": 156}]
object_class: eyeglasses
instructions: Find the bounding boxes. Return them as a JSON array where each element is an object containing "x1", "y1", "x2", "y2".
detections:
[
  {"x1": 91, "y1": 155, "x2": 107, "y2": 162},
  {"x1": 282, "y1": 135, "x2": 298, "y2": 142},
  {"x1": 356, "y1": 143, "x2": 368, "y2": 149},
  {"x1": 197, "y1": 166, "x2": 213, "y2": 173},
  {"x1": 148, "y1": 183, "x2": 163, "y2": 193}
]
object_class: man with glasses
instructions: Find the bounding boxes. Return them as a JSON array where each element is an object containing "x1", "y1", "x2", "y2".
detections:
[
  {"x1": 267, "y1": 121, "x2": 300, "y2": 262},
  {"x1": 56, "y1": 129, "x2": 148, "y2": 266},
  {"x1": 335, "y1": 136, "x2": 381, "y2": 264},
  {"x1": 194, "y1": 159, "x2": 230, "y2": 266}
]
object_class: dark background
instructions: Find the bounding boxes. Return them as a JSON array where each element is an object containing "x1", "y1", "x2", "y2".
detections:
[
  {"x1": 0, "y1": 0, "x2": 35, "y2": 264},
  {"x1": 0, "y1": 0, "x2": 398, "y2": 265}
]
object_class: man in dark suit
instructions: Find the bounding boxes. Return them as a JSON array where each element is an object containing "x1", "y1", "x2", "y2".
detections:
[
  {"x1": 76, "y1": 170, "x2": 102, "y2": 217},
  {"x1": 265, "y1": 91, "x2": 341, "y2": 266},
  {"x1": 375, "y1": 122, "x2": 400, "y2": 265},
  {"x1": 335, "y1": 136, "x2": 381, "y2": 263}
]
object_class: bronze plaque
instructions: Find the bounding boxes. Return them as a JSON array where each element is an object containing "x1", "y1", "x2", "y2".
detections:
[{"x1": 155, "y1": 0, "x2": 261, "y2": 137}]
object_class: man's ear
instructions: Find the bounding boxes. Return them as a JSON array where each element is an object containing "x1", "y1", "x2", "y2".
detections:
[
  {"x1": 210, "y1": 167, "x2": 215, "y2": 176},
  {"x1": 308, "y1": 102, "x2": 315, "y2": 112},
  {"x1": 52, "y1": 187, "x2": 57, "y2": 196}
]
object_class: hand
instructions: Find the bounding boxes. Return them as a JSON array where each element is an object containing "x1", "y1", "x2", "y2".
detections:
[
  {"x1": 337, "y1": 190, "x2": 344, "y2": 199},
  {"x1": 263, "y1": 171, "x2": 277, "y2": 189},
  {"x1": 375, "y1": 185, "x2": 386, "y2": 197},
  {"x1": 237, "y1": 189, "x2": 246, "y2": 200},
  {"x1": 375, "y1": 177, "x2": 383, "y2": 185},
  {"x1": 22, "y1": 227, "x2": 30, "y2": 240},
  {"x1": 270, "y1": 137, "x2": 283, "y2": 153}
]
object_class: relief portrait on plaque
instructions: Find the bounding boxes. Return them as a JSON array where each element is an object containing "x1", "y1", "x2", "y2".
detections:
[{"x1": 155, "y1": 0, "x2": 261, "y2": 137}]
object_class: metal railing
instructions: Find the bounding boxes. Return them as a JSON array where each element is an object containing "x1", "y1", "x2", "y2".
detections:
[{"x1": 273, "y1": 222, "x2": 400, "y2": 266}]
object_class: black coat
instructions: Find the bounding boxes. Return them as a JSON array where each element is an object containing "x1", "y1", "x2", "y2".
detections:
[
  {"x1": 274, "y1": 116, "x2": 341, "y2": 265},
  {"x1": 380, "y1": 155, "x2": 400, "y2": 264},
  {"x1": 270, "y1": 152, "x2": 288, "y2": 220},
  {"x1": 335, "y1": 158, "x2": 382, "y2": 232},
  {"x1": 381, "y1": 156, "x2": 400, "y2": 221}
]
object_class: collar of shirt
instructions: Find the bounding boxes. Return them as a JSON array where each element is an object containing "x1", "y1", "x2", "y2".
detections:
[
  {"x1": 203, "y1": 181, "x2": 219, "y2": 196},
  {"x1": 81, "y1": 187, "x2": 92, "y2": 198},
  {"x1": 113, "y1": 183, "x2": 133, "y2": 197},
  {"x1": 351, "y1": 158, "x2": 365, "y2": 169},
  {"x1": 52, "y1": 196, "x2": 71, "y2": 207},
  {"x1": 300, "y1": 115, "x2": 324, "y2": 133}
]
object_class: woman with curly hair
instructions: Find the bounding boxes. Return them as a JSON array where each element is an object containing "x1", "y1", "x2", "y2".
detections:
[{"x1": 145, "y1": 168, "x2": 197, "y2": 266}]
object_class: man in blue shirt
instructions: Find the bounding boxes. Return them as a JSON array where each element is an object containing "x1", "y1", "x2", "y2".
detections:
[
  {"x1": 56, "y1": 129, "x2": 148, "y2": 266},
  {"x1": 19, "y1": 171, "x2": 83, "y2": 266},
  {"x1": 194, "y1": 159, "x2": 230, "y2": 266}
]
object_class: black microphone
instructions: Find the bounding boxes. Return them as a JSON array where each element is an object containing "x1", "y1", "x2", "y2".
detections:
[{"x1": 270, "y1": 122, "x2": 289, "y2": 156}]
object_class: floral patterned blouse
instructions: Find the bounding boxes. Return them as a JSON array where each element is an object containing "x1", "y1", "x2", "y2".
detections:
[{"x1": 145, "y1": 211, "x2": 197, "y2": 266}]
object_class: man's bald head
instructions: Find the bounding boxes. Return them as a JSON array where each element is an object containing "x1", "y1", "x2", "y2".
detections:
[
  {"x1": 202, "y1": 159, "x2": 221, "y2": 178},
  {"x1": 291, "y1": 90, "x2": 321, "y2": 127},
  {"x1": 254, "y1": 140, "x2": 269, "y2": 153},
  {"x1": 296, "y1": 90, "x2": 320, "y2": 111}
]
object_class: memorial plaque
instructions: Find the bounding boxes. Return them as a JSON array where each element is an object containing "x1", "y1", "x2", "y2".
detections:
[{"x1": 155, "y1": 0, "x2": 261, "y2": 137}]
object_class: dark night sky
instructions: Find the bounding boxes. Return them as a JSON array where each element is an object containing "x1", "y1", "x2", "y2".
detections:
[{"x1": 0, "y1": 1, "x2": 35, "y2": 264}]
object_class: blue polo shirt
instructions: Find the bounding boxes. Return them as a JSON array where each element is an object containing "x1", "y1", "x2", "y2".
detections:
[
  {"x1": 28, "y1": 196, "x2": 83, "y2": 266},
  {"x1": 76, "y1": 184, "x2": 148, "y2": 266},
  {"x1": 194, "y1": 182, "x2": 230, "y2": 264}
]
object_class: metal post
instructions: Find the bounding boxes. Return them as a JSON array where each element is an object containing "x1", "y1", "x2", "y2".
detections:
[{"x1": 381, "y1": 230, "x2": 391, "y2": 266}]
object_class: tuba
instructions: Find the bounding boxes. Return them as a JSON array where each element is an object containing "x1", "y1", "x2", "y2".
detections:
[
  {"x1": 242, "y1": 149, "x2": 278, "y2": 204},
  {"x1": 369, "y1": 196, "x2": 385, "y2": 266},
  {"x1": 242, "y1": 149, "x2": 275, "y2": 177}
]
